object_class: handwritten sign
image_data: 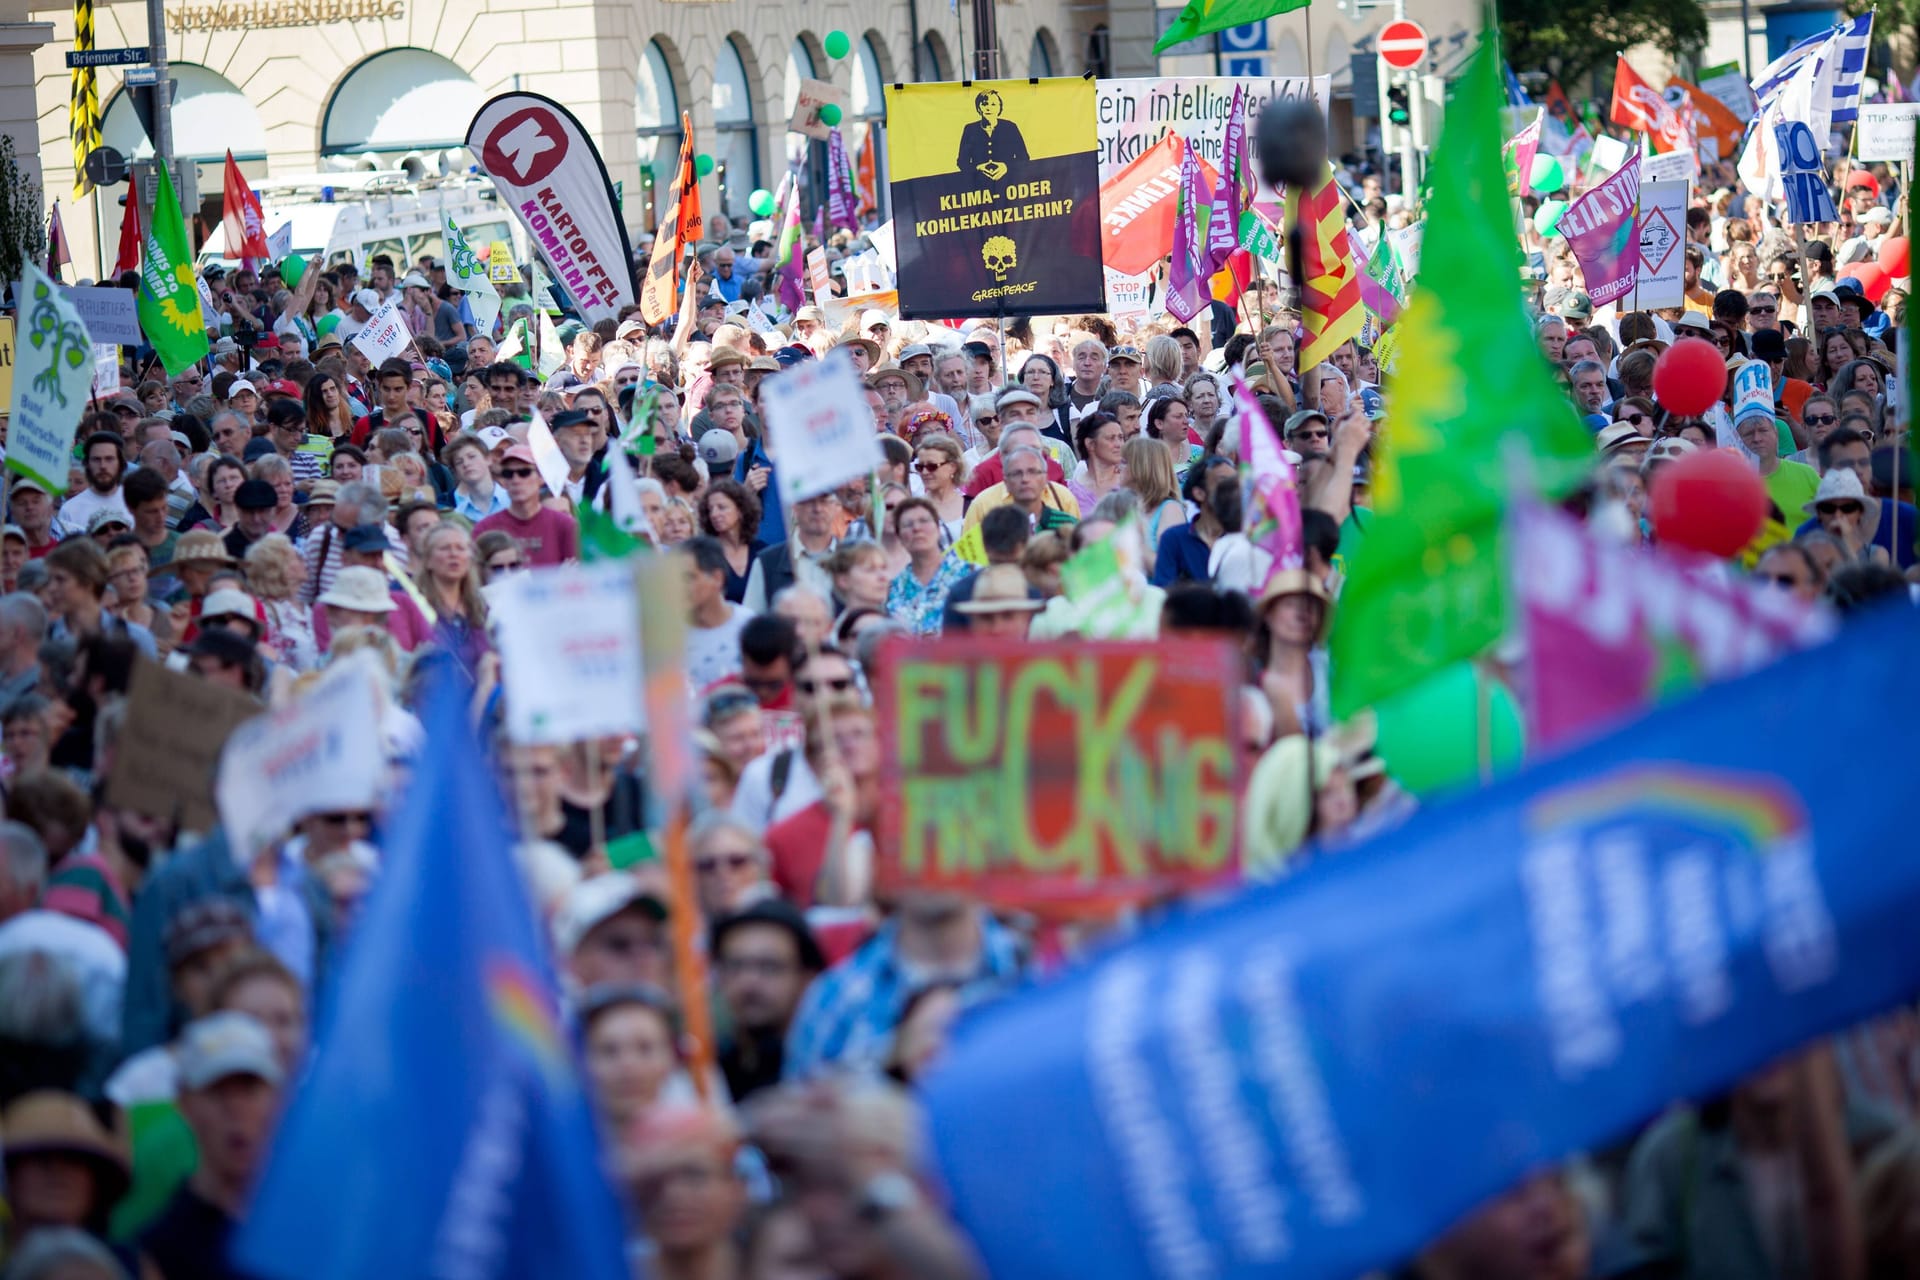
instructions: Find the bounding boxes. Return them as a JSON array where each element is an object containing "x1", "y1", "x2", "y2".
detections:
[
  {"x1": 492, "y1": 559, "x2": 645, "y2": 744},
  {"x1": 761, "y1": 349, "x2": 886, "y2": 504},
  {"x1": 1856, "y1": 102, "x2": 1920, "y2": 163},
  {"x1": 788, "y1": 77, "x2": 851, "y2": 142},
  {"x1": 108, "y1": 658, "x2": 261, "y2": 830},
  {"x1": 876, "y1": 638, "x2": 1242, "y2": 915},
  {"x1": 349, "y1": 295, "x2": 413, "y2": 363}
]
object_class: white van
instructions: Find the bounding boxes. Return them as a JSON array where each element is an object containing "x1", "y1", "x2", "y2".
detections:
[{"x1": 197, "y1": 171, "x2": 525, "y2": 274}]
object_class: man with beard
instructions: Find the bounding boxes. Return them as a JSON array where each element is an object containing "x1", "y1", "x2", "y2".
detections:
[
  {"x1": 710, "y1": 899, "x2": 825, "y2": 1101},
  {"x1": 57, "y1": 433, "x2": 131, "y2": 537}
]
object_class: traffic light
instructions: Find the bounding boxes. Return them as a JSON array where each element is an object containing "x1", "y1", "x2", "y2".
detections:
[{"x1": 1387, "y1": 84, "x2": 1411, "y2": 127}]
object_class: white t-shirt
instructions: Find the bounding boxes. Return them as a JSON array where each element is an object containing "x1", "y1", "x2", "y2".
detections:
[{"x1": 685, "y1": 602, "x2": 752, "y2": 692}]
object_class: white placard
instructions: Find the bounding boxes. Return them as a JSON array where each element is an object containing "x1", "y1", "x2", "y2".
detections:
[
  {"x1": 1634, "y1": 180, "x2": 1688, "y2": 310},
  {"x1": 266, "y1": 221, "x2": 293, "y2": 261},
  {"x1": 1856, "y1": 103, "x2": 1920, "y2": 162},
  {"x1": 526, "y1": 408, "x2": 572, "y2": 497},
  {"x1": 788, "y1": 77, "x2": 851, "y2": 142},
  {"x1": 350, "y1": 296, "x2": 413, "y2": 363},
  {"x1": 492, "y1": 560, "x2": 645, "y2": 744},
  {"x1": 1587, "y1": 135, "x2": 1631, "y2": 178},
  {"x1": 762, "y1": 350, "x2": 886, "y2": 505},
  {"x1": 1640, "y1": 149, "x2": 1695, "y2": 183},
  {"x1": 1731, "y1": 361, "x2": 1773, "y2": 423},
  {"x1": 214, "y1": 658, "x2": 384, "y2": 853},
  {"x1": 7, "y1": 266, "x2": 95, "y2": 494},
  {"x1": 867, "y1": 221, "x2": 897, "y2": 275},
  {"x1": 59, "y1": 285, "x2": 142, "y2": 345},
  {"x1": 92, "y1": 344, "x2": 119, "y2": 398}
]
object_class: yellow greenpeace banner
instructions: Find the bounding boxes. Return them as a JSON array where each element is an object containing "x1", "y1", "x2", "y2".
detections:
[{"x1": 883, "y1": 77, "x2": 1105, "y2": 319}]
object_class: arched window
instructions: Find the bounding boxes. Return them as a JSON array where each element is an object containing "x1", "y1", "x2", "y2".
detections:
[
  {"x1": 851, "y1": 35, "x2": 887, "y2": 120},
  {"x1": 916, "y1": 34, "x2": 948, "y2": 82},
  {"x1": 636, "y1": 39, "x2": 681, "y2": 229},
  {"x1": 713, "y1": 35, "x2": 760, "y2": 216},
  {"x1": 102, "y1": 63, "x2": 266, "y2": 163},
  {"x1": 322, "y1": 48, "x2": 482, "y2": 164},
  {"x1": 1029, "y1": 32, "x2": 1054, "y2": 77}
]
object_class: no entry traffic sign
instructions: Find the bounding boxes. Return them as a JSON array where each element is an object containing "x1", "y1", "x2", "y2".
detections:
[{"x1": 1379, "y1": 20, "x2": 1429, "y2": 71}]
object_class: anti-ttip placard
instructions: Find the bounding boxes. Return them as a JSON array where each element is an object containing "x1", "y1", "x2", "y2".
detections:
[{"x1": 884, "y1": 77, "x2": 1105, "y2": 319}]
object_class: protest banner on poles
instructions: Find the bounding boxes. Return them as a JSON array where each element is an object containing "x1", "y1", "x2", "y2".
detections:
[
  {"x1": 875, "y1": 637, "x2": 1242, "y2": 915},
  {"x1": 884, "y1": 77, "x2": 1105, "y2": 318},
  {"x1": 108, "y1": 659, "x2": 262, "y2": 830},
  {"x1": 215, "y1": 657, "x2": 385, "y2": 853},
  {"x1": 1558, "y1": 157, "x2": 1642, "y2": 306},
  {"x1": 1095, "y1": 76, "x2": 1329, "y2": 181},
  {"x1": 1099, "y1": 133, "x2": 1221, "y2": 282},
  {"x1": 466, "y1": 92, "x2": 637, "y2": 324},
  {"x1": 492, "y1": 560, "x2": 646, "y2": 744},
  {"x1": 7, "y1": 266, "x2": 95, "y2": 494},
  {"x1": 761, "y1": 351, "x2": 886, "y2": 504},
  {"x1": 349, "y1": 296, "x2": 413, "y2": 364}
]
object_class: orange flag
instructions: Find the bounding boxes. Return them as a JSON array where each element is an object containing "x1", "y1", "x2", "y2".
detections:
[
  {"x1": 1668, "y1": 74, "x2": 1746, "y2": 162},
  {"x1": 1295, "y1": 169, "x2": 1363, "y2": 369},
  {"x1": 640, "y1": 114, "x2": 701, "y2": 326}
]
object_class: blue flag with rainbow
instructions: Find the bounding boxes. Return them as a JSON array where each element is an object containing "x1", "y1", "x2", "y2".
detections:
[
  {"x1": 233, "y1": 674, "x2": 628, "y2": 1280},
  {"x1": 922, "y1": 600, "x2": 1920, "y2": 1280}
]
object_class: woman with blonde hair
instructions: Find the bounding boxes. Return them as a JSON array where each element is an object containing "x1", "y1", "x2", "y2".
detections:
[
  {"x1": 1123, "y1": 435, "x2": 1186, "y2": 577},
  {"x1": 249, "y1": 454, "x2": 306, "y2": 539},
  {"x1": 911, "y1": 431, "x2": 969, "y2": 541},
  {"x1": 244, "y1": 533, "x2": 319, "y2": 671},
  {"x1": 1142, "y1": 334, "x2": 1185, "y2": 404},
  {"x1": 414, "y1": 522, "x2": 490, "y2": 672}
]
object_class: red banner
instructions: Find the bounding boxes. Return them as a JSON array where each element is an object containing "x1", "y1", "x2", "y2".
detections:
[
  {"x1": 221, "y1": 150, "x2": 269, "y2": 260},
  {"x1": 1609, "y1": 56, "x2": 1689, "y2": 154},
  {"x1": 1099, "y1": 133, "x2": 1221, "y2": 278},
  {"x1": 876, "y1": 638, "x2": 1242, "y2": 916}
]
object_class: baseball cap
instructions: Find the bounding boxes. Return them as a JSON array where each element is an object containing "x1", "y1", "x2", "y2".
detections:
[
  {"x1": 229, "y1": 379, "x2": 259, "y2": 398},
  {"x1": 8, "y1": 476, "x2": 50, "y2": 498},
  {"x1": 861, "y1": 308, "x2": 892, "y2": 330},
  {"x1": 341, "y1": 523, "x2": 392, "y2": 553},
  {"x1": 164, "y1": 898, "x2": 252, "y2": 968},
  {"x1": 85, "y1": 506, "x2": 132, "y2": 534},
  {"x1": 1553, "y1": 290, "x2": 1595, "y2": 322},
  {"x1": 474, "y1": 425, "x2": 514, "y2": 451},
  {"x1": 500, "y1": 443, "x2": 537, "y2": 468},
  {"x1": 401, "y1": 271, "x2": 431, "y2": 289},
  {"x1": 200, "y1": 587, "x2": 260, "y2": 624},
  {"x1": 351, "y1": 288, "x2": 381, "y2": 311},
  {"x1": 698, "y1": 429, "x2": 741, "y2": 467},
  {"x1": 548, "y1": 409, "x2": 592, "y2": 432},
  {"x1": 552, "y1": 873, "x2": 668, "y2": 957},
  {"x1": 176, "y1": 1012, "x2": 283, "y2": 1089},
  {"x1": 1750, "y1": 328, "x2": 1787, "y2": 361},
  {"x1": 1107, "y1": 345, "x2": 1144, "y2": 364},
  {"x1": 1810, "y1": 287, "x2": 1842, "y2": 305},
  {"x1": 995, "y1": 387, "x2": 1043, "y2": 410},
  {"x1": 234, "y1": 479, "x2": 278, "y2": 511}
]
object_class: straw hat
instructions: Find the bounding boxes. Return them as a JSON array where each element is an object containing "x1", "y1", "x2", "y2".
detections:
[
  {"x1": 954, "y1": 564, "x2": 1045, "y2": 615},
  {"x1": 865, "y1": 365, "x2": 924, "y2": 401},
  {"x1": 317, "y1": 565, "x2": 397, "y2": 614},
  {"x1": 0, "y1": 1091, "x2": 131, "y2": 1203},
  {"x1": 172, "y1": 529, "x2": 237, "y2": 568},
  {"x1": 1255, "y1": 568, "x2": 1335, "y2": 644}
]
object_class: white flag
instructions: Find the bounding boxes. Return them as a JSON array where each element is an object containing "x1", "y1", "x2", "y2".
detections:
[
  {"x1": 446, "y1": 217, "x2": 501, "y2": 336},
  {"x1": 526, "y1": 407, "x2": 572, "y2": 498}
]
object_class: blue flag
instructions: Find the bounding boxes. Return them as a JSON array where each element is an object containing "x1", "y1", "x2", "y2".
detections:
[
  {"x1": 921, "y1": 602, "x2": 1920, "y2": 1280},
  {"x1": 232, "y1": 678, "x2": 629, "y2": 1280}
]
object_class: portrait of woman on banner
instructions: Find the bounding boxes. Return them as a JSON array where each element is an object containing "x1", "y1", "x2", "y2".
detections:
[{"x1": 957, "y1": 90, "x2": 1030, "y2": 182}]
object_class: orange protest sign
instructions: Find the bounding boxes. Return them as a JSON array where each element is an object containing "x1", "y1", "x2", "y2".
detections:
[
  {"x1": 1099, "y1": 134, "x2": 1222, "y2": 278},
  {"x1": 876, "y1": 637, "x2": 1242, "y2": 916}
]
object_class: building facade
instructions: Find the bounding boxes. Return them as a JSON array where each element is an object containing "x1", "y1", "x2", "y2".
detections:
[{"x1": 25, "y1": 0, "x2": 1085, "y2": 275}]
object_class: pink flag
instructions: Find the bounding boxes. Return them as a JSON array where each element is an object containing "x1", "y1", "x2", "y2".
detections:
[
  {"x1": 1205, "y1": 85, "x2": 1246, "y2": 275},
  {"x1": 1557, "y1": 157, "x2": 1641, "y2": 306},
  {"x1": 1512, "y1": 500, "x2": 1832, "y2": 750},
  {"x1": 1233, "y1": 372, "x2": 1304, "y2": 581}
]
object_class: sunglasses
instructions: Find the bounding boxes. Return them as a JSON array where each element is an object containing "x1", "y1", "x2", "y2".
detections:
[
  {"x1": 1750, "y1": 305, "x2": 1777, "y2": 314},
  {"x1": 1291, "y1": 428, "x2": 1331, "y2": 442},
  {"x1": 797, "y1": 676, "x2": 854, "y2": 694},
  {"x1": 1803, "y1": 413, "x2": 1837, "y2": 426},
  {"x1": 913, "y1": 461, "x2": 947, "y2": 473},
  {"x1": 975, "y1": 414, "x2": 999, "y2": 425},
  {"x1": 317, "y1": 811, "x2": 374, "y2": 828},
  {"x1": 500, "y1": 467, "x2": 537, "y2": 479},
  {"x1": 1821, "y1": 502, "x2": 1865, "y2": 516},
  {"x1": 1619, "y1": 413, "x2": 1649, "y2": 426}
]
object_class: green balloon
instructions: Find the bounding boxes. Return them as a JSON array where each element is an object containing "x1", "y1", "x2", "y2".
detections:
[
  {"x1": 316, "y1": 313, "x2": 340, "y2": 337},
  {"x1": 1371, "y1": 662, "x2": 1524, "y2": 797},
  {"x1": 748, "y1": 188, "x2": 775, "y2": 217},
  {"x1": 280, "y1": 255, "x2": 305, "y2": 289},
  {"x1": 818, "y1": 102, "x2": 843, "y2": 127},
  {"x1": 695, "y1": 153, "x2": 715, "y2": 178},
  {"x1": 1533, "y1": 199, "x2": 1568, "y2": 238},
  {"x1": 1529, "y1": 153, "x2": 1565, "y2": 194},
  {"x1": 824, "y1": 29, "x2": 851, "y2": 59}
]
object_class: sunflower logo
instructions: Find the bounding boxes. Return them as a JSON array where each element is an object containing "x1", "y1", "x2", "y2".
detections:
[{"x1": 157, "y1": 262, "x2": 201, "y2": 334}]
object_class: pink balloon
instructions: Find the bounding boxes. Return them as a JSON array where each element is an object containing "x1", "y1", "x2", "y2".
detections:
[
  {"x1": 1844, "y1": 262, "x2": 1891, "y2": 304},
  {"x1": 1878, "y1": 235, "x2": 1909, "y2": 278},
  {"x1": 1651, "y1": 337, "x2": 1727, "y2": 417}
]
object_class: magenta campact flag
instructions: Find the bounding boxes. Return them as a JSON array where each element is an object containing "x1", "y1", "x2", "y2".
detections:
[
  {"x1": 1557, "y1": 157, "x2": 1642, "y2": 306},
  {"x1": 1233, "y1": 371, "x2": 1304, "y2": 579},
  {"x1": 1166, "y1": 138, "x2": 1212, "y2": 323},
  {"x1": 826, "y1": 127, "x2": 860, "y2": 233},
  {"x1": 1205, "y1": 85, "x2": 1246, "y2": 275}
]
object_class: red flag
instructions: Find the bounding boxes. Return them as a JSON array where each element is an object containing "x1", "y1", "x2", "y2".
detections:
[
  {"x1": 45, "y1": 202, "x2": 71, "y2": 273},
  {"x1": 113, "y1": 187, "x2": 142, "y2": 277},
  {"x1": 1609, "y1": 56, "x2": 1689, "y2": 154},
  {"x1": 221, "y1": 150, "x2": 270, "y2": 259},
  {"x1": 1295, "y1": 169, "x2": 1363, "y2": 369},
  {"x1": 856, "y1": 129, "x2": 877, "y2": 219}
]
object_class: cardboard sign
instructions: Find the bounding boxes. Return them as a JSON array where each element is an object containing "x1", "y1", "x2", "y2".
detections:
[
  {"x1": 7, "y1": 266, "x2": 95, "y2": 494},
  {"x1": 1856, "y1": 103, "x2": 1920, "y2": 162},
  {"x1": 1776, "y1": 121, "x2": 1838, "y2": 225},
  {"x1": 876, "y1": 637, "x2": 1242, "y2": 915},
  {"x1": 350, "y1": 296, "x2": 413, "y2": 363},
  {"x1": 59, "y1": 285, "x2": 142, "y2": 345},
  {"x1": 789, "y1": 77, "x2": 851, "y2": 142},
  {"x1": 1634, "y1": 180, "x2": 1688, "y2": 310},
  {"x1": 761, "y1": 350, "x2": 886, "y2": 504},
  {"x1": 108, "y1": 659, "x2": 261, "y2": 831},
  {"x1": 492, "y1": 559, "x2": 645, "y2": 744},
  {"x1": 215, "y1": 658, "x2": 384, "y2": 853}
]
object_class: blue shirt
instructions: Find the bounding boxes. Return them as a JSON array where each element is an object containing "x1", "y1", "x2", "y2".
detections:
[
  {"x1": 886, "y1": 555, "x2": 972, "y2": 636},
  {"x1": 1151, "y1": 523, "x2": 1214, "y2": 587},
  {"x1": 710, "y1": 272, "x2": 742, "y2": 304},
  {"x1": 783, "y1": 914, "x2": 1027, "y2": 1081}
]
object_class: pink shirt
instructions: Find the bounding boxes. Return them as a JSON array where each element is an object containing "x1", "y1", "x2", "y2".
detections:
[{"x1": 475, "y1": 506, "x2": 580, "y2": 567}]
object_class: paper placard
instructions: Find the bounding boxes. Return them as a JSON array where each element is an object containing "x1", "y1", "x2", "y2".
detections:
[
  {"x1": 1640, "y1": 149, "x2": 1695, "y2": 183},
  {"x1": 1731, "y1": 360, "x2": 1774, "y2": 423},
  {"x1": 762, "y1": 350, "x2": 886, "y2": 505},
  {"x1": 1634, "y1": 180, "x2": 1689, "y2": 310},
  {"x1": 789, "y1": 77, "x2": 851, "y2": 142},
  {"x1": 215, "y1": 658, "x2": 385, "y2": 853},
  {"x1": 1856, "y1": 103, "x2": 1920, "y2": 162},
  {"x1": 526, "y1": 408, "x2": 572, "y2": 497},
  {"x1": 59, "y1": 285, "x2": 142, "y2": 345},
  {"x1": 350, "y1": 295, "x2": 413, "y2": 363},
  {"x1": 492, "y1": 559, "x2": 646, "y2": 744},
  {"x1": 1587, "y1": 134, "x2": 1631, "y2": 177},
  {"x1": 107, "y1": 658, "x2": 261, "y2": 831}
]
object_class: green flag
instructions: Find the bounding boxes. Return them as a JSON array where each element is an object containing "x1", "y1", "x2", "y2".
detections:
[
  {"x1": 1328, "y1": 36, "x2": 1591, "y2": 719},
  {"x1": 135, "y1": 163, "x2": 210, "y2": 376},
  {"x1": 1155, "y1": 0, "x2": 1309, "y2": 53}
]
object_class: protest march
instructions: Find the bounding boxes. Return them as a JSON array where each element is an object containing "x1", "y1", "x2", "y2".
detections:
[{"x1": 7, "y1": 2, "x2": 1920, "y2": 1277}]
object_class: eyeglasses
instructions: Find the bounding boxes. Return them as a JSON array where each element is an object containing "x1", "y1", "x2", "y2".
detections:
[
  {"x1": 797, "y1": 676, "x2": 854, "y2": 694},
  {"x1": 913, "y1": 461, "x2": 947, "y2": 473},
  {"x1": 1750, "y1": 305, "x2": 1777, "y2": 314},
  {"x1": 500, "y1": 467, "x2": 536, "y2": 480},
  {"x1": 975, "y1": 414, "x2": 999, "y2": 425},
  {"x1": 1803, "y1": 413, "x2": 1837, "y2": 426},
  {"x1": 1620, "y1": 413, "x2": 1649, "y2": 426}
]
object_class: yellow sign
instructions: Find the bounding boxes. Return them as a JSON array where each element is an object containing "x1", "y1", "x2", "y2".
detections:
[
  {"x1": 0, "y1": 317, "x2": 13, "y2": 412},
  {"x1": 166, "y1": 0, "x2": 402, "y2": 32},
  {"x1": 883, "y1": 78, "x2": 1104, "y2": 319}
]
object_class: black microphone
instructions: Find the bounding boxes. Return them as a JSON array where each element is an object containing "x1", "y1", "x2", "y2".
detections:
[{"x1": 1255, "y1": 97, "x2": 1329, "y2": 191}]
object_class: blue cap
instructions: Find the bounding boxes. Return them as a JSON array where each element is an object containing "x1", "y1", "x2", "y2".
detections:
[
  {"x1": 1583, "y1": 413, "x2": 1611, "y2": 432},
  {"x1": 342, "y1": 523, "x2": 392, "y2": 553}
]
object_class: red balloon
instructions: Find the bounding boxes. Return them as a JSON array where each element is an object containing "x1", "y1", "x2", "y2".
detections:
[
  {"x1": 1650, "y1": 449, "x2": 1769, "y2": 558},
  {"x1": 1651, "y1": 337, "x2": 1729, "y2": 416},
  {"x1": 1843, "y1": 262, "x2": 1891, "y2": 303},
  {"x1": 1878, "y1": 235, "x2": 1909, "y2": 278}
]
